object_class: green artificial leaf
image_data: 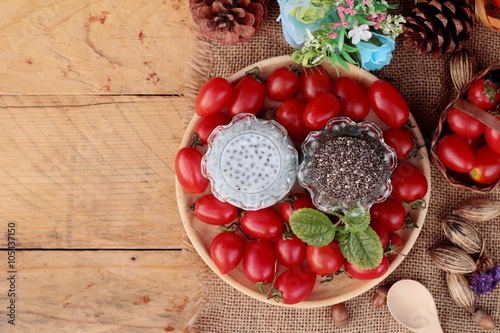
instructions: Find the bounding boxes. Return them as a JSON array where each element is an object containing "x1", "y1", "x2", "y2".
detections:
[
  {"x1": 337, "y1": 28, "x2": 345, "y2": 52},
  {"x1": 340, "y1": 50, "x2": 357, "y2": 66},
  {"x1": 336, "y1": 54, "x2": 349, "y2": 70},
  {"x1": 290, "y1": 208, "x2": 336, "y2": 247},
  {"x1": 341, "y1": 43, "x2": 358, "y2": 53},
  {"x1": 337, "y1": 226, "x2": 383, "y2": 269},
  {"x1": 342, "y1": 207, "x2": 370, "y2": 233}
]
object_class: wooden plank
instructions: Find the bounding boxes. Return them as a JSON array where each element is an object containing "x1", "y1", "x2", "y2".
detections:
[
  {"x1": 0, "y1": 95, "x2": 195, "y2": 249},
  {"x1": 0, "y1": 0, "x2": 196, "y2": 95},
  {"x1": 0, "y1": 250, "x2": 203, "y2": 332}
]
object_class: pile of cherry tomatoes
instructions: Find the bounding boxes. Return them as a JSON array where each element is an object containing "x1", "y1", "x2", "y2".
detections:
[
  {"x1": 176, "y1": 64, "x2": 429, "y2": 305},
  {"x1": 435, "y1": 78, "x2": 500, "y2": 186}
]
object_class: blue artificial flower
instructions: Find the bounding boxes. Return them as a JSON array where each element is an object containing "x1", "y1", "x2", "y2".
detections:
[
  {"x1": 277, "y1": 0, "x2": 332, "y2": 49},
  {"x1": 357, "y1": 33, "x2": 395, "y2": 71},
  {"x1": 470, "y1": 266, "x2": 500, "y2": 295}
]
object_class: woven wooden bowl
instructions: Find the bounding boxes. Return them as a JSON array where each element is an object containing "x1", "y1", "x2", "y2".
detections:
[
  {"x1": 430, "y1": 61, "x2": 500, "y2": 193},
  {"x1": 177, "y1": 55, "x2": 431, "y2": 308},
  {"x1": 476, "y1": 0, "x2": 500, "y2": 32}
]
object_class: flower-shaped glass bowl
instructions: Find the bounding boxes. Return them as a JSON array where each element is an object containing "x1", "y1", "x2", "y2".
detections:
[
  {"x1": 298, "y1": 117, "x2": 397, "y2": 214},
  {"x1": 201, "y1": 113, "x2": 298, "y2": 210}
]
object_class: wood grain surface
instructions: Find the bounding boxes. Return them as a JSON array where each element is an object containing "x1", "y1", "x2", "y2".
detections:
[{"x1": 0, "y1": 1, "x2": 202, "y2": 332}]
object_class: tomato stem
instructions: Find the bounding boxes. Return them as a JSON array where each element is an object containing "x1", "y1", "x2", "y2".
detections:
[{"x1": 245, "y1": 66, "x2": 262, "y2": 82}]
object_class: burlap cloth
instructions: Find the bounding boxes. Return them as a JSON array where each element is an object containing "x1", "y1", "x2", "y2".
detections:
[{"x1": 183, "y1": 1, "x2": 500, "y2": 332}]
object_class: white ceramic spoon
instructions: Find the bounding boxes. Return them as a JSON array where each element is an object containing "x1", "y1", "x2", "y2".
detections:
[{"x1": 387, "y1": 279, "x2": 444, "y2": 333}]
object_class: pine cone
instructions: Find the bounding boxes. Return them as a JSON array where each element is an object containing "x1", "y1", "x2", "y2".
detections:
[
  {"x1": 189, "y1": 0, "x2": 268, "y2": 45},
  {"x1": 403, "y1": 0, "x2": 475, "y2": 57}
]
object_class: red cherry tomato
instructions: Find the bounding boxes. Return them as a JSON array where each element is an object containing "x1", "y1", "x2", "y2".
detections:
[
  {"x1": 469, "y1": 145, "x2": 500, "y2": 184},
  {"x1": 436, "y1": 134, "x2": 475, "y2": 173},
  {"x1": 193, "y1": 113, "x2": 231, "y2": 144},
  {"x1": 195, "y1": 77, "x2": 233, "y2": 116},
  {"x1": 484, "y1": 116, "x2": 500, "y2": 154},
  {"x1": 275, "y1": 235, "x2": 307, "y2": 268},
  {"x1": 466, "y1": 136, "x2": 483, "y2": 150},
  {"x1": 345, "y1": 256, "x2": 389, "y2": 280},
  {"x1": 370, "y1": 198, "x2": 407, "y2": 232},
  {"x1": 447, "y1": 107, "x2": 484, "y2": 138},
  {"x1": 243, "y1": 240, "x2": 277, "y2": 284},
  {"x1": 300, "y1": 65, "x2": 333, "y2": 101},
  {"x1": 210, "y1": 232, "x2": 244, "y2": 274},
  {"x1": 240, "y1": 208, "x2": 284, "y2": 240},
  {"x1": 194, "y1": 194, "x2": 239, "y2": 225},
  {"x1": 279, "y1": 193, "x2": 315, "y2": 224},
  {"x1": 368, "y1": 80, "x2": 410, "y2": 128},
  {"x1": 228, "y1": 74, "x2": 266, "y2": 117},
  {"x1": 175, "y1": 147, "x2": 209, "y2": 194},
  {"x1": 391, "y1": 160, "x2": 428, "y2": 203},
  {"x1": 302, "y1": 93, "x2": 341, "y2": 130},
  {"x1": 370, "y1": 220, "x2": 390, "y2": 249},
  {"x1": 275, "y1": 99, "x2": 311, "y2": 142},
  {"x1": 333, "y1": 76, "x2": 370, "y2": 121},
  {"x1": 266, "y1": 66, "x2": 301, "y2": 101},
  {"x1": 306, "y1": 240, "x2": 345, "y2": 276},
  {"x1": 467, "y1": 79, "x2": 500, "y2": 110},
  {"x1": 383, "y1": 127, "x2": 420, "y2": 160},
  {"x1": 273, "y1": 267, "x2": 317, "y2": 304}
]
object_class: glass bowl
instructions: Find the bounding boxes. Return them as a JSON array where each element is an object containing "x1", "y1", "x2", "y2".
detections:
[
  {"x1": 298, "y1": 117, "x2": 397, "y2": 214},
  {"x1": 201, "y1": 113, "x2": 298, "y2": 210}
]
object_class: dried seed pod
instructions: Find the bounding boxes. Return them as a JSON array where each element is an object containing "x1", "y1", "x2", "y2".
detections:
[
  {"x1": 452, "y1": 198, "x2": 500, "y2": 222},
  {"x1": 331, "y1": 302, "x2": 350, "y2": 328},
  {"x1": 371, "y1": 285, "x2": 389, "y2": 307},
  {"x1": 472, "y1": 308, "x2": 496, "y2": 330},
  {"x1": 442, "y1": 217, "x2": 484, "y2": 254},
  {"x1": 427, "y1": 245, "x2": 477, "y2": 274},
  {"x1": 446, "y1": 272, "x2": 476, "y2": 312}
]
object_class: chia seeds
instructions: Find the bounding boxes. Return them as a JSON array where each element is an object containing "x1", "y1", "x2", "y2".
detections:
[{"x1": 311, "y1": 136, "x2": 385, "y2": 202}]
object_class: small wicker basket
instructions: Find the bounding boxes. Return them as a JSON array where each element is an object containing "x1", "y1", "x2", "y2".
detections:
[
  {"x1": 476, "y1": 0, "x2": 500, "y2": 32},
  {"x1": 430, "y1": 61, "x2": 500, "y2": 193}
]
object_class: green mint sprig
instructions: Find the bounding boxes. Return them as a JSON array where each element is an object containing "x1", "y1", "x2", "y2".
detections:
[{"x1": 289, "y1": 207, "x2": 383, "y2": 269}]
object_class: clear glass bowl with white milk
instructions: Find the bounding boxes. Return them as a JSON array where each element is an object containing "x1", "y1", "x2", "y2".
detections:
[{"x1": 201, "y1": 113, "x2": 298, "y2": 210}]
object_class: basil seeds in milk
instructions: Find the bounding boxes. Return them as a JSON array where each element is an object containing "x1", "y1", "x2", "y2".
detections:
[{"x1": 221, "y1": 132, "x2": 281, "y2": 193}]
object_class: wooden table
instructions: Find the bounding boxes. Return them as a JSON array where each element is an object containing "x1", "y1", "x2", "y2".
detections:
[{"x1": 0, "y1": 1, "x2": 199, "y2": 331}]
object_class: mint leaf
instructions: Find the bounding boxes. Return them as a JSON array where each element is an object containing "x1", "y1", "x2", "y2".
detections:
[
  {"x1": 337, "y1": 226, "x2": 383, "y2": 269},
  {"x1": 343, "y1": 207, "x2": 370, "y2": 233},
  {"x1": 289, "y1": 208, "x2": 336, "y2": 247}
]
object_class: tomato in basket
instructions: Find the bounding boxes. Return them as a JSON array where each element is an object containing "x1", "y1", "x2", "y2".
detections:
[
  {"x1": 436, "y1": 134, "x2": 475, "y2": 173},
  {"x1": 446, "y1": 107, "x2": 485, "y2": 138},
  {"x1": 484, "y1": 115, "x2": 500, "y2": 154},
  {"x1": 469, "y1": 145, "x2": 500, "y2": 184},
  {"x1": 467, "y1": 79, "x2": 500, "y2": 110}
]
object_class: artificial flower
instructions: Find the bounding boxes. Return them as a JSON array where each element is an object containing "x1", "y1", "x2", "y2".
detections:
[
  {"x1": 357, "y1": 33, "x2": 395, "y2": 71},
  {"x1": 470, "y1": 266, "x2": 500, "y2": 295},
  {"x1": 347, "y1": 23, "x2": 372, "y2": 45}
]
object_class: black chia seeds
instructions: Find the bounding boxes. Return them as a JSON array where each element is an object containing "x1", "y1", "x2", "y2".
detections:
[{"x1": 312, "y1": 136, "x2": 385, "y2": 202}]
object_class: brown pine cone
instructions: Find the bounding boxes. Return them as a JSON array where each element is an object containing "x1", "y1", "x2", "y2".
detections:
[
  {"x1": 189, "y1": 0, "x2": 268, "y2": 45},
  {"x1": 403, "y1": 0, "x2": 475, "y2": 57}
]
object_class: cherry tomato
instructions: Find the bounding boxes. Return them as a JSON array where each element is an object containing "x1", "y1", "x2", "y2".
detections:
[
  {"x1": 228, "y1": 74, "x2": 266, "y2": 117},
  {"x1": 300, "y1": 65, "x2": 333, "y2": 101},
  {"x1": 210, "y1": 232, "x2": 244, "y2": 274},
  {"x1": 303, "y1": 93, "x2": 341, "y2": 130},
  {"x1": 383, "y1": 127, "x2": 420, "y2": 160},
  {"x1": 275, "y1": 99, "x2": 311, "y2": 142},
  {"x1": 306, "y1": 240, "x2": 345, "y2": 276},
  {"x1": 484, "y1": 115, "x2": 500, "y2": 154},
  {"x1": 193, "y1": 113, "x2": 231, "y2": 145},
  {"x1": 195, "y1": 77, "x2": 233, "y2": 116},
  {"x1": 345, "y1": 256, "x2": 389, "y2": 280},
  {"x1": 275, "y1": 235, "x2": 307, "y2": 268},
  {"x1": 194, "y1": 194, "x2": 238, "y2": 225},
  {"x1": 386, "y1": 233, "x2": 404, "y2": 258},
  {"x1": 273, "y1": 267, "x2": 316, "y2": 304},
  {"x1": 266, "y1": 66, "x2": 301, "y2": 101},
  {"x1": 175, "y1": 147, "x2": 209, "y2": 194},
  {"x1": 370, "y1": 198, "x2": 407, "y2": 232},
  {"x1": 368, "y1": 80, "x2": 410, "y2": 128},
  {"x1": 446, "y1": 107, "x2": 484, "y2": 138},
  {"x1": 279, "y1": 193, "x2": 315, "y2": 224},
  {"x1": 333, "y1": 76, "x2": 370, "y2": 121},
  {"x1": 243, "y1": 240, "x2": 276, "y2": 284},
  {"x1": 467, "y1": 79, "x2": 500, "y2": 110},
  {"x1": 436, "y1": 134, "x2": 475, "y2": 173},
  {"x1": 370, "y1": 220, "x2": 390, "y2": 249},
  {"x1": 240, "y1": 208, "x2": 284, "y2": 240},
  {"x1": 469, "y1": 145, "x2": 500, "y2": 184},
  {"x1": 466, "y1": 135, "x2": 484, "y2": 150},
  {"x1": 391, "y1": 160, "x2": 428, "y2": 203}
]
